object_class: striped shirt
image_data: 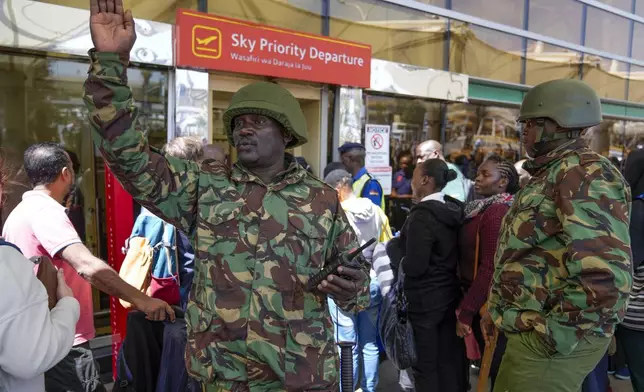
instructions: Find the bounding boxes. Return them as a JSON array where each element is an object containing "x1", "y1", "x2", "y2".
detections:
[
  {"x1": 622, "y1": 263, "x2": 644, "y2": 331},
  {"x1": 372, "y1": 242, "x2": 394, "y2": 296}
]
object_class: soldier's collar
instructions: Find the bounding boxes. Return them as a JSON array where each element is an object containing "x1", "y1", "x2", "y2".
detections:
[
  {"x1": 231, "y1": 154, "x2": 306, "y2": 188},
  {"x1": 524, "y1": 139, "x2": 586, "y2": 175}
]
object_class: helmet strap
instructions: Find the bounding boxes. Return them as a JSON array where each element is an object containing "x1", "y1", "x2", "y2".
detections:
[
  {"x1": 533, "y1": 124, "x2": 547, "y2": 143},
  {"x1": 535, "y1": 126, "x2": 579, "y2": 144}
]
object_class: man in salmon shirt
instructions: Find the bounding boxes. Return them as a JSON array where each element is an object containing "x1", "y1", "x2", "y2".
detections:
[{"x1": 2, "y1": 142, "x2": 174, "y2": 392}]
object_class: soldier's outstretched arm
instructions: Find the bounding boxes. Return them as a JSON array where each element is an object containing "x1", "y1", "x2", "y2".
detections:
[
  {"x1": 83, "y1": 0, "x2": 199, "y2": 233},
  {"x1": 556, "y1": 161, "x2": 632, "y2": 319}
]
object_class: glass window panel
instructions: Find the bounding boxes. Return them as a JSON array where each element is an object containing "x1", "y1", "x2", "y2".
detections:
[
  {"x1": 623, "y1": 121, "x2": 644, "y2": 153},
  {"x1": 631, "y1": 23, "x2": 644, "y2": 62},
  {"x1": 628, "y1": 65, "x2": 644, "y2": 102},
  {"x1": 327, "y1": 88, "x2": 337, "y2": 165},
  {"x1": 409, "y1": 0, "x2": 446, "y2": 6},
  {"x1": 524, "y1": 41, "x2": 581, "y2": 86},
  {"x1": 451, "y1": 0, "x2": 525, "y2": 28},
  {"x1": 363, "y1": 92, "x2": 442, "y2": 230},
  {"x1": 37, "y1": 0, "x2": 198, "y2": 23},
  {"x1": 637, "y1": 0, "x2": 644, "y2": 16},
  {"x1": 585, "y1": 7, "x2": 630, "y2": 57},
  {"x1": 330, "y1": 0, "x2": 446, "y2": 70},
  {"x1": 582, "y1": 57, "x2": 628, "y2": 100},
  {"x1": 595, "y1": 0, "x2": 634, "y2": 12},
  {"x1": 444, "y1": 103, "x2": 521, "y2": 178},
  {"x1": 0, "y1": 54, "x2": 168, "y2": 332},
  {"x1": 529, "y1": 0, "x2": 583, "y2": 44},
  {"x1": 450, "y1": 24, "x2": 523, "y2": 83},
  {"x1": 584, "y1": 120, "x2": 626, "y2": 162},
  {"x1": 365, "y1": 94, "x2": 442, "y2": 158},
  {"x1": 207, "y1": 0, "x2": 322, "y2": 35}
]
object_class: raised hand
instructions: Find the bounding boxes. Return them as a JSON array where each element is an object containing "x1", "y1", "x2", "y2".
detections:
[{"x1": 89, "y1": 0, "x2": 136, "y2": 53}]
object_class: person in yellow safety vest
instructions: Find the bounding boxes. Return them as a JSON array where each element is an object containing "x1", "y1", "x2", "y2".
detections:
[{"x1": 339, "y1": 142, "x2": 386, "y2": 211}]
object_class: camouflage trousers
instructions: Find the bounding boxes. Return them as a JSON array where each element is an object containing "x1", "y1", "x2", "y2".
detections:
[{"x1": 493, "y1": 331, "x2": 610, "y2": 392}]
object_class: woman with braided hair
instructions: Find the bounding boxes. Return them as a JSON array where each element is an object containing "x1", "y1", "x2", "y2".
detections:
[{"x1": 455, "y1": 154, "x2": 520, "y2": 389}]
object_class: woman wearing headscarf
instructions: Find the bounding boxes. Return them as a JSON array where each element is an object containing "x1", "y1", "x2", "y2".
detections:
[{"x1": 455, "y1": 155, "x2": 520, "y2": 389}]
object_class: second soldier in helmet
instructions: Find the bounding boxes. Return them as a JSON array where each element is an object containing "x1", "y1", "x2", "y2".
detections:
[{"x1": 483, "y1": 79, "x2": 633, "y2": 392}]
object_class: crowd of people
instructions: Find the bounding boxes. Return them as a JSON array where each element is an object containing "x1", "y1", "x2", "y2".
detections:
[{"x1": 0, "y1": 1, "x2": 643, "y2": 392}]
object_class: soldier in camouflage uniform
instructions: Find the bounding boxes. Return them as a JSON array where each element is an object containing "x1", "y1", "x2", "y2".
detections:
[
  {"x1": 483, "y1": 79, "x2": 633, "y2": 392},
  {"x1": 84, "y1": 1, "x2": 371, "y2": 391}
]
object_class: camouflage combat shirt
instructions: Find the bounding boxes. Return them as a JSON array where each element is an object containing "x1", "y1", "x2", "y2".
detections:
[
  {"x1": 82, "y1": 50, "x2": 370, "y2": 391},
  {"x1": 488, "y1": 139, "x2": 632, "y2": 355}
]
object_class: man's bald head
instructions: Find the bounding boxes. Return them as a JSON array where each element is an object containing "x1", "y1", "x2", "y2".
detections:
[
  {"x1": 416, "y1": 140, "x2": 444, "y2": 164},
  {"x1": 203, "y1": 144, "x2": 226, "y2": 163}
]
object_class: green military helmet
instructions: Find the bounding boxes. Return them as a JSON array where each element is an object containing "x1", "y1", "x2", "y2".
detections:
[
  {"x1": 518, "y1": 79, "x2": 602, "y2": 129},
  {"x1": 223, "y1": 81, "x2": 308, "y2": 148}
]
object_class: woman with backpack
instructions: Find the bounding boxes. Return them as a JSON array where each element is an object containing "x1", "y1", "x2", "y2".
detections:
[
  {"x1": 455, "y1": 155, "x2": 520, "y2": 389},
  {"x1": 392, "y1": 158, "x2": 468, "y2": 391}
]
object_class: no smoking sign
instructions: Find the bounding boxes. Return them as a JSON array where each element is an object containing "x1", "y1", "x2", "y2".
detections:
[{"x1": 371, "y1": 133, "x2": 384, "y2": 150}]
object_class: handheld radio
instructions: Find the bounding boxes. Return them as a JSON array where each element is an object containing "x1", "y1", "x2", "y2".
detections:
[{"x1": 305, "y1": 237, "x2": 376, "y2": 292}]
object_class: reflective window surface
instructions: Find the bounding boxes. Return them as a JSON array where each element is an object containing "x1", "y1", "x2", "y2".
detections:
[
  {"x1": 365, "y1": 94, "x2": 442, "y2": 165},
  {"x1": 344, "y1": 92, "x2": 635, "y2": 176},
  {"x1": 0, "y1": 54, "x2": 168, "y2": 333},
  {"x1": 638, "y1": 0, "x2": 644, "y2": 16},
  {"x1": 631, "y1": 22, "x2": 644, "y2": 62},
  {"x1": 628, "y1": 65, "x2": 644, "y2": 102},
  {"x1": 529, "y1": 0, "x2": 584, "y2": 44},
  {"x1": 583, "y1": 118, "x2": 639, "y2": 166},
  {"x1": 330, "y1": 0, "x2": 447, "y2": 70},
  {"x1": 450, "y1": 24, "x2": 523, "y2": 83},
  {"x1": 595, "y1": 0, "x2": 634, "y2": 12},
  {"x1": 38, "y1": 0, "x2": 199, "y2": 23},
  {"x1": 444, "y1": 103, "x2": 521, "y2": 179},
  {"x1": 622, "y1": 121, "x2": 644, "y2": 152},
  {"x1": 208, "y1": 0, "x2": 323, "y2": 34},
  {"x1": 583, "y1": 57, "x2": 628, "y2": 100},
  {"x1": 408, "y1": 0, "x2": 446, "y2": 6},
  {"x1": 451, "y1": 0, "x2": 525, "y2": 28},
  {"x1": 524, "y1": 41, "x2": 581, "y2": 86},
  {"x1": 585, "y1": 7, "x2": 630, "y2": 57}
]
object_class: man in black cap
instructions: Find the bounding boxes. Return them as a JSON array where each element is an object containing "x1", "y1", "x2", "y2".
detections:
[{"x1": 339, "y1": 142, "x2": 385, "y2": 210}]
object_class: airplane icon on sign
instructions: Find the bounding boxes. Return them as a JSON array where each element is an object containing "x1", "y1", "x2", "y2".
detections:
[
  {"x1": 196, "y1": 35, "x2": 218, "y2": 46},
  {"x1": 192, "y1": 25, "x2": 222, "y2": 59}
]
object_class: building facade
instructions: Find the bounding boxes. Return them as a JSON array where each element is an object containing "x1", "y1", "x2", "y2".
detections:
[{"x1": 2, "y1": 0, "x2": 644, "y2": 369}]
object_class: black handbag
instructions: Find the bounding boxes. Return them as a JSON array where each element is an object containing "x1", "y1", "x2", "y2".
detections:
[{"x1": 378, "y1": 259, "x2": 417, "y2": 370}]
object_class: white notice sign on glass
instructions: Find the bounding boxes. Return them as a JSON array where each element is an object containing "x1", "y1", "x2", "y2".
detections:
[
  {"x1": 365, "y1": 124, "x2": 390, "y2": 167},
  {"x1": 366, "y1": 166, "x2": 393, "y2": 196}
]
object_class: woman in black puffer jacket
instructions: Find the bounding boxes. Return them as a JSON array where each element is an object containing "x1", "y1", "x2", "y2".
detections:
[
  {"x1": 615, "y1": 148, "x2": 644, "y2": 392},
  {"x1": 388, "y1": 158, "x2": 468, "y2": 392}
]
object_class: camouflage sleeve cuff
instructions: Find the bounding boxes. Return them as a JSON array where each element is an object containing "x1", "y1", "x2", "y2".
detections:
[
  {"x1": 87, "y1": 49, "x2": 129, "y2": 84},
  {"x1": 335, "y1": 274, "x2": 371, "y2": 313},
  {"x1": 488, "y1": 298, "x2": 516, "y2": 332}
]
